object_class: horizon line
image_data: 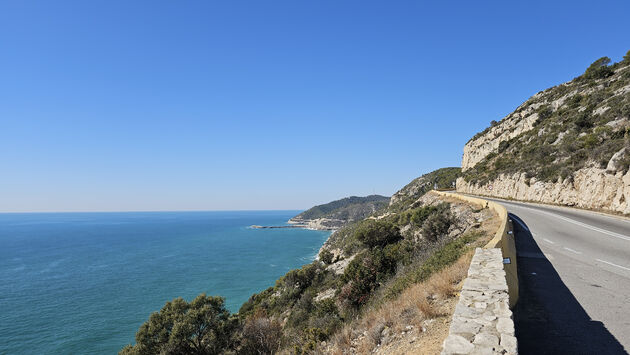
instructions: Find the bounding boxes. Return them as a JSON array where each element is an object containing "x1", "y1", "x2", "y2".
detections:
[{"x1": 0, "y1": 208, "x2": 307, "y2": 214}]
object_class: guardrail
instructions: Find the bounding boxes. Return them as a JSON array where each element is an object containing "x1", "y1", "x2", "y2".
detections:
[{"x1": 434, "y1": 191, "x2": 519, "y2": 308}]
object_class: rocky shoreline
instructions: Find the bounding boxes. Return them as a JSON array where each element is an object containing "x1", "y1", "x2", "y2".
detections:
[
  {"x1": 250, "y1": 221, "x2": 337, "y2": 231},
  {"x1": 250, "y1": 225, "x2": 306, "y2": 229},
  {"x1": 287, "y1": 217, "x2": 343, "y2": 231}
]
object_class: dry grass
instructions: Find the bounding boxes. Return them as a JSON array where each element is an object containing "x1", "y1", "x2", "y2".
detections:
[
  {"x1": 326, "y1": 252, "x2": 473, "y2": 354},
  {"x1": 331, "y1": 326, "x2": 353, "y2": 351}
]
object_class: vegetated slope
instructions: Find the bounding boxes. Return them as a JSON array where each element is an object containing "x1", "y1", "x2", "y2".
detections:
[
  {"x1": 389, "y1": 167, "x2": 461, "y2": 210},
  {"x1": 460, "y1": 50, "x2": 630, "y2": 214},
  {"x1": 237, "y1": 168, "x2": 492, "y2": 353},
  {"x1": 120, "y1": 167, "x2": 495, "y2": 355},
  {"x1": 289, "y1": 195, "x2": 390, "y2": 230}
]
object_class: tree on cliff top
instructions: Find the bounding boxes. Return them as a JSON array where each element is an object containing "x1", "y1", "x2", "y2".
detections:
[
  {"x1": 583, "y1": 56, "x2": 613, "y2": 79},
  {"x1": 120, "y1": 294, "x2": 237, "y2": 355}
]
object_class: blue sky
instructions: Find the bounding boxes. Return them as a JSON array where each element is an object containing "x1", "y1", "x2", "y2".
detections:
[{"x1": 1, "y1": 1, "x2": 629, "y2": 212}]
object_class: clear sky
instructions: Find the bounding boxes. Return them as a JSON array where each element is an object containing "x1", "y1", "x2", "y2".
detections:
[{"x1": 1, "y1": 1, "x2": 629, "y2": 212}]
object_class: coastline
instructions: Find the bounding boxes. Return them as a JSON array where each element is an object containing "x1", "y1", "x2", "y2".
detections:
[
  {"x1": 251, "y1": 219, "x2": 339, "y2": 232},
  {"x1": 250, "y1": 224, "x2": 306, "y2": 229},
  {"x1": 252, "y1": 217, "x2": 339, "y2": 262}
]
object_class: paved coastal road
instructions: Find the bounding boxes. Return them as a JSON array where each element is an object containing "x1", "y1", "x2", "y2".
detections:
[{"x1": 484, "y1": 197, "x2": 630, "y2": 354}]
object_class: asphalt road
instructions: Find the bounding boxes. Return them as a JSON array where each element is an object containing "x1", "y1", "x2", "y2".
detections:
[{"x1": 486, "y1": 197, "x2": 630, "y2": 354}]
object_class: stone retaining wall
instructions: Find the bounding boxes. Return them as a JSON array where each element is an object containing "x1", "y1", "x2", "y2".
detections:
[
  {"x1": 433, "y1": 190, "x2": 518, "y2": 308},
  {"x1": 442, "y1": 248, "x2": 517, "y2": 355}
]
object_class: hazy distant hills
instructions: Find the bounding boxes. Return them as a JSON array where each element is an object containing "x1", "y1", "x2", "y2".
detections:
[{"x1": 289, "y1": 195, "x2": 390, "y2": 230}]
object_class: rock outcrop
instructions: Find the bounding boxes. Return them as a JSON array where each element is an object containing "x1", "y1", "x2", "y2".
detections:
[
  {"x1": 460, "y1": 54, "x2": 630, "y2": 213},
  {"x1": 462, "y1": 103, "x2": 541, "y2": 171},
  {"x1": 287, "y1": 217, "x2": 345, "y2": 230},
  {"x1": 457, "y1": 166, "x2": 630, "y2": 214}
]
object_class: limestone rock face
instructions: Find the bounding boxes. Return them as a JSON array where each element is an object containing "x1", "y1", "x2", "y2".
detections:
[
  {"x1": 606, "y1": 147, "x2": 629, "y2": 174},
  {"x1": 460, "y1": 62, "x2": 630, "y2": 213},
  {"x1": 460, "y1": 86, "x2": 585, "y2": 172},
  {"x1": 457, "y1": 167, "x2": 630, "y2": 214},
  {"x1": 325, "y1": 253, "x2": 356, "y2": 275},
  {"x1": 462, "y1": 107, "x2": 540, "y2": 171}
]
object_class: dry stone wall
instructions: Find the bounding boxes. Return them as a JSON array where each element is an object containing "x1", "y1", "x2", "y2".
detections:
[{"x1": 442, "y1": 248, "x2": 517, "y2": 355}]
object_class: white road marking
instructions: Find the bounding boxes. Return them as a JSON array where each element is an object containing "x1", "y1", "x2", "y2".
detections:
[
  {"x1": 543, "y1": 238, "x2": 556, "y2": 244},
  {"x1": 596, "y1": 259, "x2": 630, "y2": 272},
  {"x1": 563, "y1": 247, "x2": 582, "y2": 255},
  {"x1": 494, "y1": 198, "x2": 630, "y2": 226},
  {"x1": 506, "y1": 203, "x2": 630, "y2": 242}
]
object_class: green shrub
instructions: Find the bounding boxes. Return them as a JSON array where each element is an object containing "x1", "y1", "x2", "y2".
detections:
[
  {"x1": 340, "y1": 243, "x2": 406, "y2": 307},
  {"x1": 293, "y1": 327, "x2": 329, "y2": 354},
  {"x1": 566, "y1": 94, "x2": 584, "y2": 108},
  {"x1": 283, "y1": 263, "x2": 318, "y2": 291},
  {"x1": 385, "y1": 232, "x2": 483, "y2": 299},
  {"x1": 238, "y1": 287, "x2": 274, "y2": 318},
  {"x1": 584, "y1": 57, "x2": 613, "y2": 79},
  {"x1": 315, "y1": 298, "x2": 339, "y2": 317},
  {"x1": 536, "y1": 104, "x2": 553, "y2": 120},
  {"x1": 383, "y1": 239, "x2": 416, "y2": 266},
  {"x1": 497, "y1": 140, "x2": 511, "y2": 153},
  {"x1": 537, "y1": 165, "x2": 561, "y2": 182},
  {"x1": 580, "y1": 133, "x2": 599, "y2": 149},
  {"x1": 339, "y1": 255, "x2": 375, "y2": 307},
  {"x1": 354, "y1": 220, "x2": 402, "y2": 248},
  {"x1": 120, "y1": 294, "x2": 237, "y2": 355},
  {"x1": 421, "y1": 208, "x2": 453, "y2": 242},
  {"x1": 319, "y1": 249, "x2": 334, "y2": 264},
  {"x1": 574, "y1": 112, "x2": 593, "y2": 130}
]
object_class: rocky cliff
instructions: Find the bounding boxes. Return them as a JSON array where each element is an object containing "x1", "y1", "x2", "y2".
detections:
[
  {"x1": 460, "y1": 51, "x2": 630, "y2": 214},
  {"x1": 458, "y1": 167, "x2": 630, "y2": 214},
  {"x1": 462, "y1": 100, "x2": 542, "y2": 171}
]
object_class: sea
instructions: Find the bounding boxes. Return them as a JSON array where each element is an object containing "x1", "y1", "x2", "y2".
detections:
[{"x1": 0, "y1": 210, "x2": 331, "y2": 354}]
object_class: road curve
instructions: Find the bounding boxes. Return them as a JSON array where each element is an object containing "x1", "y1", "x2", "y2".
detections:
[{"x1": 485, "y1": 197, "x2": 630, "y2": 354}]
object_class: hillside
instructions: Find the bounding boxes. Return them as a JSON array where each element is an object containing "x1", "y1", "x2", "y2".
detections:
[
  {"x1": 389, "y1": 167, "x2": 461, "y2": 209},
  {"x1": 289, "y1": 195, "x2": 390, "y2": 230},
  {"x1": 459, "y1": 50, "x2": 630, "y2": 214},
  {"x1": 236, "y1": 167, "x2": 497, "y2": 354},
  {"x1": 121, "y1": 168, "x2": 499, "y2": 354}
]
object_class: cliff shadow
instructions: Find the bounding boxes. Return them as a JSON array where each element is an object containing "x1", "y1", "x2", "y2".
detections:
[{"x1": 510, "y1": 213, "x2": 627, "y2": 355}]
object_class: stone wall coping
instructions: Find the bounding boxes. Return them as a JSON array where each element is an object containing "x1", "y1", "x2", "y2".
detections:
[{"x1": 441, "y1": 248, "x2": 517, "y2": 355}]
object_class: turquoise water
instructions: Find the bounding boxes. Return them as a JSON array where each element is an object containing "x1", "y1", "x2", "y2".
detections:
[{"x1": 0, "y1": 211, "x2": 331, "y2": 354}]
